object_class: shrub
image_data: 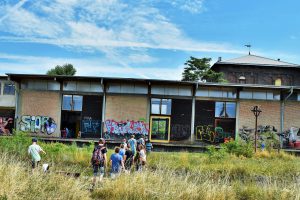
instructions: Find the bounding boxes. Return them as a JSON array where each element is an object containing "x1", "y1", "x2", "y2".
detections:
[{"x1": 222, "y1": 140, "x2": 254, "y2": 158}]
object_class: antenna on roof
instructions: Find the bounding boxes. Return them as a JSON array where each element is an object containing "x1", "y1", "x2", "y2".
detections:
[{"x1": 244, "y1": 44, "x2": 251, "y2": 55}]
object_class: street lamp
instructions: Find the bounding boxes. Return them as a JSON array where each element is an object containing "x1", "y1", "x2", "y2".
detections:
[{"x1": 251, "y1": 106, "x2": 262, "y2": 152}]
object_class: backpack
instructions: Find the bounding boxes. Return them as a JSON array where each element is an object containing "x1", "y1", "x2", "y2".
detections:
[{"x1": 91, "y1": 146, "x2": 105, "y2": 165}]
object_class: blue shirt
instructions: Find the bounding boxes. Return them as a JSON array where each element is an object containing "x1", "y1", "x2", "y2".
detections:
[
  {"x1": 128, "y1": 138, "x2": 136, "y2": 151},
  {"x1": 119, "y1": 149, "x2": 125, "y2": 158},
  {"x1": 110, "y1": 153, "x2": 122, "y2": 173}
]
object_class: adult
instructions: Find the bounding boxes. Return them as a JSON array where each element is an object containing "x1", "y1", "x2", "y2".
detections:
[
  {"x1": 91, "y1": 138, "x2": 107, "y2": 184},
  {"x1": 137, "y1": 136, "x2": 145, "y2": 147},
  {"x1": 119, "y1": 144, "x2": 126, "y2": 159},
  {"x1": 110, "y1": 147, "x2": 124, "y2": 179},
  {"x1": 28, "y1": 138, "x2": 46, "y2": 171},
  {"x1": 124, "y1": 144, "x2": 134, "y2": 172},
  {"x1": 128, "y1": 135, "x2": 137, "y2": 155}
]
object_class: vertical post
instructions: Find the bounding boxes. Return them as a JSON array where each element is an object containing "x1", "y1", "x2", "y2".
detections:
[
  {"x1": 255, "y1": 114, "x2": 258, "y2": 153},
  {"x1": 101, "y1": 83, "x2": 106, "y2": 139},
  {"x1": 235, "y1": 101, "x2": 240, "y2": 141},
  {"x1": 280, "y1": 101, "x2": 284, "y2": 149},
  {"x1": 190, "y1": 83, "x2": 196, "y2": 144}
]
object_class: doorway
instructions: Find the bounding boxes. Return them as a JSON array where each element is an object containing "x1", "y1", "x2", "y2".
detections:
[{"x1": 150, "y1": 116, "x2": 170, "y2": 143}]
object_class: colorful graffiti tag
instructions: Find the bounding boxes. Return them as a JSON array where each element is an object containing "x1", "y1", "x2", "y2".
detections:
[
  {"x1": 196, "y1": 125, "x2": 233, "y2": 143},
  {"x1": 105, "y1": 120, "x2": 149, "y2": 136},
  {"x1": 19, "y1": 115, "x2": 57, "y2": 135},
  {"x1": 0, "y1": 117, "x2": 14, "y2": 135}
]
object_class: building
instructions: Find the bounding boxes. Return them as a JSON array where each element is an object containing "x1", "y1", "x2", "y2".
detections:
[
  {"x1": 0, "y1": 76, "x2": 16, "y2": 135},
  {"x1": 6, "y1": 73, "x2": 300, "y2": 147},
  {"x1": 211, "y1": 54, "x2": 300, "y2": 86}
]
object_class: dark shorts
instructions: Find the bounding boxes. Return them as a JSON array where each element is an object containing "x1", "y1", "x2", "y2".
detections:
[
  {"x1": 32, "y1": 161, "x2": 40, "y2": 169},
  {"x1": 93, "y1": 165, "x2": 105, "y2": 176}
]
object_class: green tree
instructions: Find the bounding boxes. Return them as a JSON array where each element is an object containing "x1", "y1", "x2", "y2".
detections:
[
  {"x1": 181, "y1": 57, "x2": 226, "y2": 82},
  {"x1": 46, "y1": 64, "x2": 77, "y2": 76}
]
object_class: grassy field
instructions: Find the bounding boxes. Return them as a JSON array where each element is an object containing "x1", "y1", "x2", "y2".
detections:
[{"x1": 0, "y1": 132, "x2": 300, "y2": 200}]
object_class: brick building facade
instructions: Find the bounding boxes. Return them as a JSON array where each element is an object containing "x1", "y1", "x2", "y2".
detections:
[{"x1": 211, "y1": 55, "x2": 300, "y2": 86}]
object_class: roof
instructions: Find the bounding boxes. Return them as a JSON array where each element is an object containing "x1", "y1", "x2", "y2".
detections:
[
  {"x1": 6, "y1": 73, "x2": 300, "y2": 91},
  {"x1": 213, "y1": 54, "x2": 300, "y2": 68}
]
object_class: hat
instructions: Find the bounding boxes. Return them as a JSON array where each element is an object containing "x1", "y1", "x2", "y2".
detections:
[{"x1": 32, "y1": 138, "x2": 37, "y2": 142}]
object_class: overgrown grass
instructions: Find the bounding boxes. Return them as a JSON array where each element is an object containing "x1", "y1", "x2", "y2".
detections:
[{"x1": 1, "y1": 132, "x2": 300, "y2": 200}]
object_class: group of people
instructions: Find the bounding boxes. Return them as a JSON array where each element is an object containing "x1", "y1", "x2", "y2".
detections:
[
  {"x1": 91, "y1": 135, "x2": 152, "y2": 184},
  {"x1": 27, "y1": 135, "x2": 153, "y2": 185}
]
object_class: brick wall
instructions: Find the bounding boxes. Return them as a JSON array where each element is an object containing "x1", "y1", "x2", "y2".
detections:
[
  {"x1": 238, "y1": 100, "x2": 281, "y2": 131},
  {"x1": 105, "y1": 95, "x2": 148, "y2": 129},
  {"x1": 19, "y1": 90, "x2": 61, "y2": 137},
  {"x1": 283, "y1": 101, "x2": 300, "y2": 130}
]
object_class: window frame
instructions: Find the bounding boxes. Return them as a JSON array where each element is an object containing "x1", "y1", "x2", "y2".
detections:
[
  {"x1": 62, "y1": 94, "x2": 83, "y2": 111},
  {"x1": 215, "y1": 101, "x2": 236, "y2": 119},
  {"x1": 3, "y1": 82, "x2": 15, "y2": 95},
  {"x1": 151, "y1": 98, "x2": 172, "y2": 116}
]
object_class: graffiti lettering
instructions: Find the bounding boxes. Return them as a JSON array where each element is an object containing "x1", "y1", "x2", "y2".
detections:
[
  {"x1": 196, "y1": 125, "x2": 215, "y2": 142},
  {"x1": 0, "y1": 117, "x2": 14, "y2": 135},
  {"x1": 105, "y1": 120, "x2": 149, "y2": 136},
  {"x1": 81, "y1": 119, "x2": 101, "y2": 134},
  {"x1": 171, "y1": 124, "x2": 190, "y2": 140},
  {"x1": 19, "y1": 115, "x2": 57, "y2": 135}
]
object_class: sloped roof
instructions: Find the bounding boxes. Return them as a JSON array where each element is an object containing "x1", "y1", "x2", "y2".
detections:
[{"x1": 215, "y1": 54, "x2": 300, "y2": 68}]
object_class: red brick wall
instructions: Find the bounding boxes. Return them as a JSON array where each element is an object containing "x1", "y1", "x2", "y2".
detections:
[
  {"x1": 284, "y1": 101, "x2": 300, "y2": 130},
  {"x1": 105, "y1": 95, "x2": 148, "y2": 122},
  {"x1": 238, "y1": 100, "x2": 281, "y2": 131},
  {"x1": 19, "y1": 90, "x2": 61, "y2": 137}
]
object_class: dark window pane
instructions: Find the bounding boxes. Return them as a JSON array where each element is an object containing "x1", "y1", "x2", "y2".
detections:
[
  {"x1": 73, "y1": 95, "x2": 83, "y2": 111},
  {"x1": 62, "y1": 95, "x2": 72, "y2": 110},
  {"x1": 3, "y1": 83, "x2": 15, "y2": 95}
]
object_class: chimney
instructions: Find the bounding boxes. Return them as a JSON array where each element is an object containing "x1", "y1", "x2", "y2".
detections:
[
  {"x1": 277, "y1": 58, "x2": 280, "y2": 61},
  {"x1": 218, "y1": 57, "x2": 222, "y2": 62}
]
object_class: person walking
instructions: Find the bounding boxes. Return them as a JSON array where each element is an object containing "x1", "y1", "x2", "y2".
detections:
[
  {"x1": 91, "y1": 138, "x2": 107, "y2": 185},
  {"x1": 128, "y1": 135, "x2": 137, "y2": 155},
  {"x1": 124, "y1": 144, "x2": 134, "y2": 172},
  {"x1": 28, "y1": 138, "x2": 46, "y2": 171},
  {"x1": 110, "y1": 147, "x2": 124, "y2": 179},
  {"x1": 137, "y1": 144, "x2": 146, "y2": 171}
]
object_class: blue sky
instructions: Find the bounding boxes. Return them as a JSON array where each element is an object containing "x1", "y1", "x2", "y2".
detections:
[{"x1": 0, "y1": 0, "x2": 299, "y2": 79}]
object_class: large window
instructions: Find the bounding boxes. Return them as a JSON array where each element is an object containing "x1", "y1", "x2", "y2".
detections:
[
  {"x1": 215, "y1": 102, "x2": 236, "y2": 118},
  {"x1": 62, "y1": 95, "x2": 83, "y2": 111},
  {"x1": 3, "y1": 83, "x2": 15, "y2": 95},
  {"x1": 151, "y1": 98, "x2": 172, "y2": 115}
]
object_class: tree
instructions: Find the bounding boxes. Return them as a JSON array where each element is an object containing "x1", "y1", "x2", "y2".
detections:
[
  {"x1": 46, "y1": 64, "x2": 77, "y2": 76},
  {"x1": 181, "y1": 57, "x2": 226, "y2": 82}
]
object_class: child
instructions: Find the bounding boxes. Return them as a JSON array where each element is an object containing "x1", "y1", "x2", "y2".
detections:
[
  {"x1": 124, "y1": 144, "x2": 134, "y2": 172},
  {"x1": 28, "y1": 138, "x2": 46, "y2": 171},
  {"x1": 110, "y1": 147, "x2": 124, "y2": 179}
]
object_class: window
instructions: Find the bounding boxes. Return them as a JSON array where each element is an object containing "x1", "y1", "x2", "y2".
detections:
[
  {"x1": 3, "y1": 83, "x2": 15, "y2": 95},
  {"x1": 215, "y1": 102, "x2": 236, "y2": 118},
  {"x1": 275, "y1": 78, "x2": 282, "y2": 86},
  {"x1": 62, "y1": 95, "x2": 83, "y2": 111},
  {"x1": 151, "y1": 98, "x2": 172, "y2": 115}
]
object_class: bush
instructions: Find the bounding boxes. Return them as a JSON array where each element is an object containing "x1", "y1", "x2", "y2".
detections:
[
  {"x1": 207, "y1": 145, "x2": 228, "y2": 161},
  {"x1": 222, "y1": 140, "x2": 254, "y2": 158}
]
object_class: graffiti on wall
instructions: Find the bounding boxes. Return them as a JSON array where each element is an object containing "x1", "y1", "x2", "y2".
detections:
[
  {"x1": 105, "y1": 120, "x2": 149, "y2": 136},
  {"x1": 81, "y1": 119, "x2": 101, "y2": 134},
  {"x1": 171, "y1": 124, "x2": 191, "y2": 140},
  {"x1": 0, "y1": 117, "x2": 14, "y2": 135},
  {"x1": 19, "y1": 115, "x2": 57, "y2": 135},
  {"x1": 196, "y1": 125, "x2": 233, "y2": 143},
  {"x1": 239, "y1": 125, "x2": 277, "y2": 142}
]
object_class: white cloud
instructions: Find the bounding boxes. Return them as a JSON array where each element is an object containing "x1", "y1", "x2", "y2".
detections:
[{"x1": 171, "y1": 0, "x2": 205, "y2": 14}]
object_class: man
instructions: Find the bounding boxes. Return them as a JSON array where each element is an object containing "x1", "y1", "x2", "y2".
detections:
[
  {"x1": 128, "y1": 135, "x2": 137, "y2": 155},
  {"x1": 110, "y1": 147, "x2": 124, "y2": 179},
  {"x1": 124, "y1": 144, "x2": 134, "y2": 172},
  {"x1": 28, "y1": 138, "x2": 46, "y2": 170},
  {"x1": 91, "y1": 138, "x2": 107, "y2": 184}
]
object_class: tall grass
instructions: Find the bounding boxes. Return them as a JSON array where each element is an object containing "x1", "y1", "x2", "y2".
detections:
[{"x1": 1, "y1": 132, "x2": 300, "y2": 199}]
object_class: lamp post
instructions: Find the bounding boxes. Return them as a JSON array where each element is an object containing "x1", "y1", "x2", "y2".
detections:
[{"x1": 251, "y1": 106, "x2": 262, "y2": 152}]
